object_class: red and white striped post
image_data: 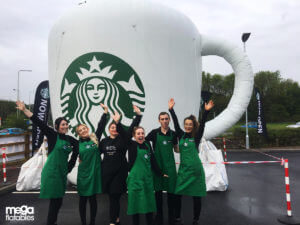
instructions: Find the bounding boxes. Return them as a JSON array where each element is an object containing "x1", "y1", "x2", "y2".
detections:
[
  {"x1": 222, "y1": 137, "x2": 227, "y2": 162},
  {"x1": 278, "y1": 159, "x2": 300, "y2": 225},
  {"x1": 284, "y1": 159, "x2": 292, "y2": 217},
  {"x1": 2, "y1": 147, "x2": 7, "y2": 183}
]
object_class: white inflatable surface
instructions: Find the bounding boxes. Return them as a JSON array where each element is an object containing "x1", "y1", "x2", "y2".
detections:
[
  {"x1": 48, "y1": 0, "x2": 254, "y2": 140},
  {"x1": 199, "y1": 140, "x2": 228, "y2": 191},
  {"x1": 16, "y1": 143, "x2": 47, "y2": 191}
]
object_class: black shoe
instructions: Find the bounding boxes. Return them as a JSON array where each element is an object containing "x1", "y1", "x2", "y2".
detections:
[
  {"x1": 155, "y1": 215, "x2": 163, "y2": 225},
  {"x1": 174, "y1": 218, "x2": 183, "y2": 225},
  {"x1": 192, "y1": 220, "x2": 199, "y2": 225},
  {"x1": 116, "y1": 222, "x2": 121, "y2": 225}
]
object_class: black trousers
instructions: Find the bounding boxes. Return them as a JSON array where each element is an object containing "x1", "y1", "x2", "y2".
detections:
[
  {"x1": 79, "y1": 194, "x2": 97, "y2": 225},
  {"x1": 132, "y1": 213, "x2": 153, "y2": 225},
  {"x1": 109, "y1": 193, "x2": 122, "y2": 223},
  {"x1": 193, "y1": 196, "x2": 202, "y2": 221},
  {"x1": 156, "y1": 193, "x2": 201, "y2": 222},
  {"x1": 155, "y1": 191, "x2": 182, "y2": 221},
  {"x1": 47, "y1": 198, "x2": 63, "y2": 225}
]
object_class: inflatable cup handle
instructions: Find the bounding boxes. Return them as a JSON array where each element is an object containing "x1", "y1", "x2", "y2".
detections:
[{"x1": 200, "y1": 35, "x2": 254, "y2": 139}]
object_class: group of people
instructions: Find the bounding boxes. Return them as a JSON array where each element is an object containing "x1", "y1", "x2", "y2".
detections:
[{"x1": 16, "y1": 98, "x2": 214, "y2": 225}]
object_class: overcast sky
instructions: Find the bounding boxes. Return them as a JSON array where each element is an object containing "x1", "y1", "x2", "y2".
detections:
[{"x1": 1, "y1": 0, "x2": 299, "y2": 104}]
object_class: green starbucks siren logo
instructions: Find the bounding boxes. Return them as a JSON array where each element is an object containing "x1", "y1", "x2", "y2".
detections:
[{"x1": 60, "y1": 52, "x2": 146, "y2": 136}]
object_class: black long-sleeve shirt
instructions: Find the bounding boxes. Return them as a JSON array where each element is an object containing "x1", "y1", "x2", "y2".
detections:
[
  {"x1": 116, "y1": 116, "x2": 163, "y2": 176},
  {"x1": 95, "y1": 113, "x2": 108, "y2": 142},
  {"x1": 169, "y1": 108, "x2": 209, "y2": 150},
  {"x1": 98, "y1": 113, "x2": 128, "y2": 168},
  {"x1": 99, "y1": 114, "x2": 142, "y2": 167},
  {"x1": 30, "y1": 115, "x2": 79, "y2": 172}
]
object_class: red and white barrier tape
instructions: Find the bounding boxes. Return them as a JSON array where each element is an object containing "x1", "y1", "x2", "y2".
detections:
[
  {"x1": 248, "y1": 148, "x2": 282, "y2": 161},
  {"x1": 2, "y1": 147, "x2": 7, "y2": 182},
  {"x1": 217, "y1": 137, "x2": 283, "y2": 163},
  {"x1": 174, "y1": 159, "x2": 284, "y2": 165},
  {"x1": 202, "y1": 160, "x2": 283, "y2": 165}
]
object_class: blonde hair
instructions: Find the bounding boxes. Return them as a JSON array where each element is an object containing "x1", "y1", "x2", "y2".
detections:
[{"x1": 76, "y1": 124, "x2": 99, "y2": 146}]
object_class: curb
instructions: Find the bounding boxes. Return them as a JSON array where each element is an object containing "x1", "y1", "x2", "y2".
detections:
[{"x1": 0, "y1": 182, "x2": 16, "y2": 196}]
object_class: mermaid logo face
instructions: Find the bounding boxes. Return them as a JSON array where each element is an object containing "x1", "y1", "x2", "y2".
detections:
[
  {"x1": 60, "y1": 52, "x2": 145, "y2": 136},
  {"x1": 86, "y1": 78, "x2": 106, "y2": 104}
]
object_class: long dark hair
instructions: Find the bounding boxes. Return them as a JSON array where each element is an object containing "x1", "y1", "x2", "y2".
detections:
[
  {"x1": 55, "y1": 117, "x2": 68, "y2": 131},
  {"x1": 184, "y1": 115, "x2": 199, "y2": 137}
]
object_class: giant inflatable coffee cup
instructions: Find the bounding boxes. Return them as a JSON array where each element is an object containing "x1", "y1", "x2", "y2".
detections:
[{"x1": 49, "y1": 0, "x2": 253, "y2": 139}]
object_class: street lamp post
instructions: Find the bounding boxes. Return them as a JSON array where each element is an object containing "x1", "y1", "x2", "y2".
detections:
[
  {"x1": 17, "y1": 69, "x2": 32, "y2": 117},
  {"x1": 242, "y1": 33, "x2": 251, "y2": 149},
  {"x1": 28, "y1": 90, "x2": 35, "y2": 111}
]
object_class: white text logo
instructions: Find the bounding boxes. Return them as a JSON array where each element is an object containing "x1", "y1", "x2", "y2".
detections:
[{"x1": 5, "y1": 205, "x2": 35, "y2": 221}]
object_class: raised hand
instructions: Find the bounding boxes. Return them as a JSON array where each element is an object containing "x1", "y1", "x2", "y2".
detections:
[
  {"x1": 112, "y1": 111, "x2": 121, "y2": 123},
  {"x1": 205, "y1": 100, "x2": 214, "y2": 111},
  {"x1": 100, "y1": 103, "x2": 108, "y2": 114},
  {"x1": 168, "y1": 98, "x2": 175, "y2": 110},
  {"x1": 16, "y1": 101, "x2": 33, "y2": 118},
  {"x1": 16, "y1": 101, "x2": 26, "y2": 111},
  {"x1": 133, "y1": 105, "x2": 141, "y2": 115}
]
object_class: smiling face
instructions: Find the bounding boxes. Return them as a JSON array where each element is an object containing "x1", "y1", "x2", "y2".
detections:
[
  {"x1": 58, "y1": 120, "x2": 69, "y2": 134},
  {"x1": 109, "y1": 123, "x2": 119, "y2": 137},
  {"x1": 134, "y1": 127, "x2": 145, "y2": 144},
  {"x1": 184, "y1": 119, "x2": 194, "y2": 133},
  {"x1": 159, "y1": 113, "x2": 170, "y2": 130},
  {"x1": 76, "y1": 124, "x2": 90, "y2": 138},
  {"x1": 86, "y1": 78, "x2": 106, "y2": 104}
]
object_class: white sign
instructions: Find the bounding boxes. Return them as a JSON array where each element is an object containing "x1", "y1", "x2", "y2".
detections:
[{"x1": 5, "y1": 205, "x2": 35, "y2": 221}]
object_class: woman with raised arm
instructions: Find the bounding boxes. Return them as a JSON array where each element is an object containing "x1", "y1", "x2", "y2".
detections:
[
  {"x1": 112, "y1": 107, "x2": 167, "y2": 225},
  {"x1": 16, "y1": 101, "x2": 78, "y2": 225},
  {"x1": 76, "y1": 103, "x2": 108, "y2": 225},
  {"x1": 168, "y1": 98, "x2": 214, "y2": 225},
  {"x1": 99, "y1": 105, "x2": 141, "y2": 225}
]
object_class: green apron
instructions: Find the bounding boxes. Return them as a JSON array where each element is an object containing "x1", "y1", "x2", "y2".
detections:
[
  {"x1": 175, "y1": 135, "x2": 206, "y2": 197},
  {"x1": 127, "y1": 143, "x2": 156, "y2": 215},
  {"x1": 77, "y1": 140, "x2": 102, "y2": 196},
  {"x1": 153, "y1": 132, "x2": 177, "y2": 193},
  {"x1": 40, "y1": 135, "x2": 73, "y2": 199}
]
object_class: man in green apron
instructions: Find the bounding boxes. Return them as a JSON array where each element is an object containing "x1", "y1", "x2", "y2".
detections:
[{"x1": 146, "y1": 112, "x2": 181, "y2": 225}]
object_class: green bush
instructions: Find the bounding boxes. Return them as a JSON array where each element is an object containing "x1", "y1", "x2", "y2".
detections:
[
  {"x1": 2, "y1": 113, "x2": 28, "y2": 130},
  {"x1": 228, "y1": 126, "x2": 300, "y2": 148}
]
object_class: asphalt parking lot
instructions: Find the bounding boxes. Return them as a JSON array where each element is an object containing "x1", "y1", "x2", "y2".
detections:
[{"x1": 0, "y1": 151, "x2": 299, "y2": 225}]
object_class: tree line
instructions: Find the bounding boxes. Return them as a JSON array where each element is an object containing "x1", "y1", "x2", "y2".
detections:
[{"x1": 202, "y1": 70, "x2": 300, "y2": 123}]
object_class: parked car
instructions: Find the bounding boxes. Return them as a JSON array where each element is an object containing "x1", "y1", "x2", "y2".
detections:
[
  {"x1": 286, "y1": 122, "x2": 300, "y2": 128},
  {"x1": 0, "y1": 128, "x2": 25, "y2": 135},
  {"x1": 241, "y1": 122, "x2": 258, "y2": 128}
]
